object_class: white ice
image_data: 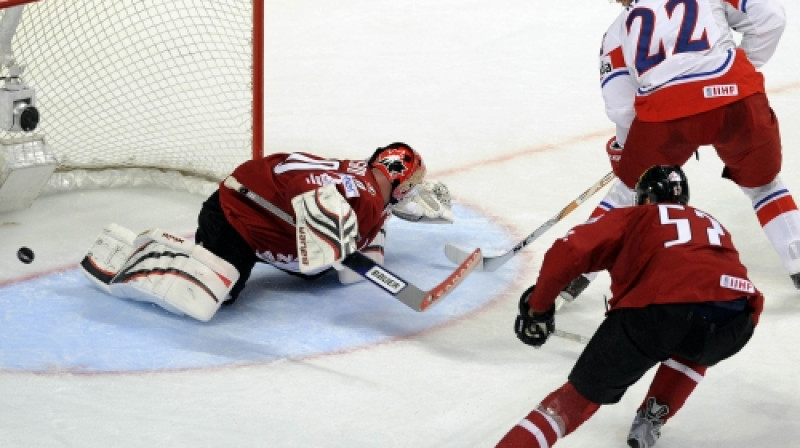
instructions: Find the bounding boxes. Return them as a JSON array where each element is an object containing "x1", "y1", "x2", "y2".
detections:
[{"x1": 1, "y1": 1, "x2": 799, "y2": 447}]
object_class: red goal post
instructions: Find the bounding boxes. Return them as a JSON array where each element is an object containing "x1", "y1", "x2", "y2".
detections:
[{"x1": 0, "y1": 0, "x2": 263, "y2": 195}]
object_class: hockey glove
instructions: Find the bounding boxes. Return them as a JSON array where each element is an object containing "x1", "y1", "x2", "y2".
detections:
[
  {"x1": 392, "y1": 180, "x2": 454, "y2": 224},
  {"x1": 292, "y1": 184, "x2": 359, "y2": 273},
  {"x1": 606, "y1": 137, "x2": 623, "y2": 178},
  {"x1": 514, "y1": 285, "x2": 556, "y2": 348}
]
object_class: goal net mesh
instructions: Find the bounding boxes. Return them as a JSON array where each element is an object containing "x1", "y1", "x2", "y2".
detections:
[{"x1": 0, "y1": 0, "x2": 262, "y2": 194}]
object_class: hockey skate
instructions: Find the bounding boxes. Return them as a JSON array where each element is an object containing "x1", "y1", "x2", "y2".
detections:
[
  {"x1": 791, "y1": 273, "x2": 800, "y2": 289},
  {"x1": 627, "y1": 397, "x2": 669, "y2": 448}
]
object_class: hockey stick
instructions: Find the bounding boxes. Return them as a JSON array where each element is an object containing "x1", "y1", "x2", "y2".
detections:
[
  {"x1": 554, "y1": 329, "x2": 590, "y2": 345},
  {"x1": 444, "y1": 171, "x2": 615, "y2": 271},
  {"x1": 222, "y1": 176, "x2": 482, "y2": 312}
]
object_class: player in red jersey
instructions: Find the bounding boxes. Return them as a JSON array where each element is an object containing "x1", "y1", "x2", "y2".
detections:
[
  {"x1": 80, "y1": 142, "x2": 453, "y2": 321},
  {"x1": 198, "y1": 142, "x2": 453, "y2": 301},
  {"x1": 561, "y1": 0, "x2": 800, "y2": 303},
  {"x1": 496, "y1": 166, "x2": 763, "y2": 448}
]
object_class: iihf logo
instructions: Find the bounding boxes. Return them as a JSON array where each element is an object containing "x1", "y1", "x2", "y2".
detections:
[{"x1": 703, "y1": 84, "x2": 738, "y2": 98}]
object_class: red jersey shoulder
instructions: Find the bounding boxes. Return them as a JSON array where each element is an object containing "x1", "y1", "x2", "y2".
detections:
[{"x1": 269, "y1": 153, "x2": 377, "y2": 198}]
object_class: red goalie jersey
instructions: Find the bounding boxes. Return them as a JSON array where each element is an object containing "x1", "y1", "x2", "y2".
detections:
[
  {"x1": 218, "y1": 152, "x2": 390, "y2": 273},
  {"x1": 528, "y1": 204, "x2": 764, "y2": 322}
]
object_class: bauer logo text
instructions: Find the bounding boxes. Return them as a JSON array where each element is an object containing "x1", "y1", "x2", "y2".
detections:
[{"x1": 366, "y1": 267, "x2": 406, "y2": 294}]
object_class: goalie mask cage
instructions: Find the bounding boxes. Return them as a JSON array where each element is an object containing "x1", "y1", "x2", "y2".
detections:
[{"x1": 0, "y1": 0, "x2": 264, "y2": 194}]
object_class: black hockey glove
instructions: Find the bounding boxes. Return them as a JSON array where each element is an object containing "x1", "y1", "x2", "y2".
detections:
[{"x1": 514, "y1": 285, "x2": 556, "y2": 348}]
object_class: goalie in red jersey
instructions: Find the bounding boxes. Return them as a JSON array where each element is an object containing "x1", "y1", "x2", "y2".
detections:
[
  {"x1": 496, "y1": 165, "x2": 763, "y2": 448},
  {"x1": 80, "y1": 142, "x2": 453, "y2": 321}
]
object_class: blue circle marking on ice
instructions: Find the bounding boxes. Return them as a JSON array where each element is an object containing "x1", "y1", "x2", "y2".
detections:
[{"x1": 0, "y1": 205, "x2": 522, "y2": 373}]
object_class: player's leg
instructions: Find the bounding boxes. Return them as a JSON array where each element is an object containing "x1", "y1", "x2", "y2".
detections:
[
  {"x1": 496, "y1": 307, "x2": 667, "y2": 447},
  {"x1": 195, "y1": 190, "x2": 258, "y2": 303},
  {"x1": 81, "y1": 223, "x2": 140, "y2": 293},
  {"x1": 495, "y1": 381, "x2": 600, "y2": 448},
  {"x1": 108, "y1": 229, "x2": 239, "y2": 322},
  {"x1": 715, "y1": 93, "x2": 800, "y2": 286},
  {"x1": 628, "y1": 356, "x2": 707, "y2": 448},
  {"x1": 628, "y1": 299, "x2": 755, "y2": 447},
  {"x1": 581, "y1": 305, "x2": 695, "y2": 447}
]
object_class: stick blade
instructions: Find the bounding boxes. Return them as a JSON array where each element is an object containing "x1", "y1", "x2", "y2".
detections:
[
  {"x1": 480, "y1": 252, "x2": 513, "y2": 272},
  {"x1": 443, "y1": 243, "x2": 481, "y2": 268},
  {"x1": 415, "y1": 248, "x2": 483, "y2": 311},
  {"x1": 444, "y1": 243, "x2": 511, "y2": 272}
]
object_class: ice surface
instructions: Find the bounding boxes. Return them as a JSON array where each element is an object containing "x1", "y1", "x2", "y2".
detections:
[{"x1": 1, "y1": 1, "x2": 799, "y2": 447}]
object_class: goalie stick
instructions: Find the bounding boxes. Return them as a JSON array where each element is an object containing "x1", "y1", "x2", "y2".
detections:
[
  {"x1": 222, "y1": 176, "x2": 482, "y2": 312},
  {"x1": 444, "y1": 171, "x2": 615, "y2": 271}
]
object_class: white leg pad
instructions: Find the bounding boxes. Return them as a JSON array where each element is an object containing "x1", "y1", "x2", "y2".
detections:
[
  {"x1": 80, "y1": 223, "x2": 139, "y2": 294},
  {"x1": 108, "y1": 229, "x2": 239, "y2": 322}
]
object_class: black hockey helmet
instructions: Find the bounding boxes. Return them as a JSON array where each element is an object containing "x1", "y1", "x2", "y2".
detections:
[{"x1": 634, "y1": 165, "x2": 690, "y2": 205}]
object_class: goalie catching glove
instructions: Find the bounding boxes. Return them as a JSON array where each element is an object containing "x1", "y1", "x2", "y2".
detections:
[
  {"x1": 514, "y1": 285, "x2": 556, "y2": 348},
  {"x1": 392, "y1": 180, "x2": 454, "y2": 224},
  {"x1": 292, "y1": 184, "x2": 359, "y2": 273}
]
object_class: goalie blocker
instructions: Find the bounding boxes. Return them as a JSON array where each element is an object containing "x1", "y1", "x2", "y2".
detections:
[
  {"x1": 291, "y1": 184, "x2": 359, "y2": 274},
  {"x1": 80, "y1": 224, "x2": 239, "y2": 322}
]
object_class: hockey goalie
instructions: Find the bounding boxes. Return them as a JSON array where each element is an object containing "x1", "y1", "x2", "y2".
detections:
[{"x1": 80, "y1": 142, "x2": 454, "y2": 321}]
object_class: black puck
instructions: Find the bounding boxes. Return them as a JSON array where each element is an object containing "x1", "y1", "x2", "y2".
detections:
[{"x1": 17, "y1": 247, "x2": 34, "y2": 264}]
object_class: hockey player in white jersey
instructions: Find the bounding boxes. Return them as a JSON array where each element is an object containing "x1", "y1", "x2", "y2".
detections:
[{"x1": 561, "y1": 0, "x2": 800, "y2": 306}]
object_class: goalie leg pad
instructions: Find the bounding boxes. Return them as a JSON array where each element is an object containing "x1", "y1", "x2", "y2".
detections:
[
  {"x1": 80, "y1": 223, "x2": 139, "y2": 294},
  {"x1": 292, "y1": 184, "x2": 359, "y2": 273},
  {"x1": 108, "y1": 229, "x2": 240, "y2": 322}
]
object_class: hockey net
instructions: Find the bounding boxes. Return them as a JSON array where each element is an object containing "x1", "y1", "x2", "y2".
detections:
[{"x1": 0, "y1": 0, "x2": 263, "y2": 195}]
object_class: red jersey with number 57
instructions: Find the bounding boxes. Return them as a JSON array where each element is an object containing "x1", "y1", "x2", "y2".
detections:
[
  {"x1": 528, "y1": 204, "x2": 764, "y2": 322},
  {"x1": 217, "y1": 152, "x2": 389, "y2": 273}
]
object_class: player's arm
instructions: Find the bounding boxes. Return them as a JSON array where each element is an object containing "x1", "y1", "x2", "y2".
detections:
[
  {"x1": 724, "y1": 0, "x2": 786, "y2": 68},
  {"x1": 528, "y1": 213, "x2": 625, "y2": 311},
  {"x1": 599, "y1": 13, "x2": 638, "y2": 144},
  {"x1": 338, "y1": 179, "x2": 453, "y2": 283},
  {"x1": 600, "y1": 46, "x2": 636, "y2": 146}
]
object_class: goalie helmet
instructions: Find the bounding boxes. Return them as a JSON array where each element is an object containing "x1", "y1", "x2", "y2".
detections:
[
  {"x1": 369, "y1": 142, "x2": 427, "y2": 204},
  {"x1": 635, "y1": 165, "x2": 690, "y2": 205}
]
